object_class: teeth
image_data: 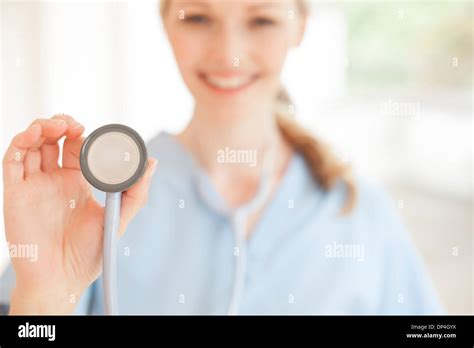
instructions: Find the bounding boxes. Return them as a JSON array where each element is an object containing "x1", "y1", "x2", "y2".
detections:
[{"x1": 204, "y1": 75, "x2": 253, "y2": 89}]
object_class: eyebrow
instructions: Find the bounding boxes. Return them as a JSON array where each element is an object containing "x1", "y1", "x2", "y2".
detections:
[
  {"x1": 175, "y1": 1, "x2": 210, "y2": 8},
  {"x1": 247, "y1": 2, "x2": 282, "y2": 10},
  {"x1": 176, "y1": 1, "x2": 282, "y2": 10}
]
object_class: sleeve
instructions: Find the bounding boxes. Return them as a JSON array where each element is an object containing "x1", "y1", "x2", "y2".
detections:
[
  {"x1": 0, "y1": 263, "x2": 15, "y2": 315},
  {"x1": 368, "y1": 185, "x2": 444, "y2": 314},
  {"x1": 73, "y1": 281, "x2": 96, "y2": 315},
  {"x1": 87, "y1": 277, "x2": 105, "y2": 315}
]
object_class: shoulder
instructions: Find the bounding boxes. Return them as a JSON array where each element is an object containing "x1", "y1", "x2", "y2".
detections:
[
  {"x1": 334, "y1": 175, "x2": 422, "y2": 267},
  {"x1": 329, "y1": 173, "x2": 399, "y2": 221},
  {"x1": 146, "y1": 131, "x2": 182, "y2": 162},
  {"x1": 145, "y1": 131, "x2": 195, "y2": 192},
  {"x1": 311, "y1": 171, "x2": 407, "y2": 246},
  {"x1": 350, "y1": 176, "x2": 406, "y2": 240},
  {"x1": 353, "y1": 176, "x2": 397, "y2": 219},
  {"x1": 309, "y1": 168, "x2": 398, "y2": 223},
  {"x1": 288, "y1": 154, "x2": 398, "y2": 225}
]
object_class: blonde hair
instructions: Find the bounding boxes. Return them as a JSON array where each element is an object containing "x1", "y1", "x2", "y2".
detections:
[{"x1": 159, "y1": 0, "x2": 357, "y2": 214}]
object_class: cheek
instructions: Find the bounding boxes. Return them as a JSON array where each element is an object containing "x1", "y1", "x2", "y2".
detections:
[
  {"x1": 252, "y1": 31, "x2": 293, "y2": 76},
  {"x1": 168, "y1": 31, "x2": 205, "y2": 76}
]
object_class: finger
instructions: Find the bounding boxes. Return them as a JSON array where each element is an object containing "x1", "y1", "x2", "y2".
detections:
[
  {"x1": 23, "y1": 118, "x2": 68, "y2": 176},
  {"x1": 27, "y1": 118, "x2": 68, "y2": 147},
  {"x1": 2, "y1": 124, "x2": 42, "y2": 185},
  {"x1": 62, "y1": 135, "x2": 85, "y2": 170},
  {"x1": 23, "y1": 148, "x2": 42, "y2": 175},
  {"x1": 119, "y1": 158, "x2": 158, "y2": 236},
  {"x1": 51, "y1": 114, "x2": 85, "y2": 140},
  {"x1": 41, "y1": 114, "x2": 85, "y2": 172}
]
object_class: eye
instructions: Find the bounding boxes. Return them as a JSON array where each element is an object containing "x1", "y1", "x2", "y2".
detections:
[
  {"x1": 251, "y1": 17, "x2": 276, "y2": 27},
  {"x1": 184, "y1": 14, "x2": 210, "y2": 25}
]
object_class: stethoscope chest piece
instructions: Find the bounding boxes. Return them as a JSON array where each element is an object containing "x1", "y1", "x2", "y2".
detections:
[{"x1": 80, "y1": 124, "x2": 148, "y2": 192}]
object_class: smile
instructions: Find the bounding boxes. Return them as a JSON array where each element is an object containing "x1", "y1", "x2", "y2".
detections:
[{"x1": 199, "y1": 73, "x2": 259, "y2": 94}]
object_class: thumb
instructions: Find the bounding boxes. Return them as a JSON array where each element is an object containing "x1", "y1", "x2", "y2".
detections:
[{"x1": 119, "y1": 157, "x2": 158, "y2": 236}]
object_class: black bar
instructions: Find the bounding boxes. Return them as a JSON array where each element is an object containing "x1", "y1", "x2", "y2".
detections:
[{"x1": 0, "y1": 315, "x2": 472, "y2": 346}]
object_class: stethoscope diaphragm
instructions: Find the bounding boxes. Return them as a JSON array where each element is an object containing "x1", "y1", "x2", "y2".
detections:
[{"x1": 80, "y1": 124, "x2": 148, "y2": 192}]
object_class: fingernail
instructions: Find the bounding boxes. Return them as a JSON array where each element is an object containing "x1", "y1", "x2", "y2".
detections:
[
  {"x1": 28, "y1": 124, "x2": 40, "y2": 131},
  {"x1": 52, "y1": 119, "x2": 66, "y2": 126},
  {"x1": 73, "y1": 123, "x2": 84, "y2": 129}
]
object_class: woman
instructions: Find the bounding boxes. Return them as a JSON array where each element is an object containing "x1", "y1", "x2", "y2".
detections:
[{"x1": 2, "y1": 0, "x2": 442, "y2": 314}]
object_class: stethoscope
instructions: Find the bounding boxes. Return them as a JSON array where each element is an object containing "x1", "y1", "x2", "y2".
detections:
[
  {"x1": 79, "y1": 124, "x2": 276, "y2": 315},
  {"x1": 80, "y1": 124, "x2": 148, "y2": 315},
  {"x1": 193, "y1": 137, "x2": 277, "y2": 315}
]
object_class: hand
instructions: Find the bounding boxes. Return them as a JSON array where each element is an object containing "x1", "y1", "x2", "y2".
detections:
[{"x1": 3, "y1": 115, "x2": 157, "y2": 314}]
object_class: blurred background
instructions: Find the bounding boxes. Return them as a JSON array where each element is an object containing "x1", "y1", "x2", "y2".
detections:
[{"x1": 1, "y1": 0, "x2": 472, "y2": 313}]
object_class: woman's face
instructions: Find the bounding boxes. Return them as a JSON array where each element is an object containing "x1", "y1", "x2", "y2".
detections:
[{"x1": 164, "y1": 0, "x2": 305, "y2": 116}]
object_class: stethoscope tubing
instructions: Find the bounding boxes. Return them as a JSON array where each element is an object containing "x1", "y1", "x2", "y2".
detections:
[{"x1": 103, "y1": 191, "x2": 121, "y2": 315}]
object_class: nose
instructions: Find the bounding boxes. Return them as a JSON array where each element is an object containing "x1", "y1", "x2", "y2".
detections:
[{"x1": 208, "y1": 23, "x2": 245, "y2": 69}]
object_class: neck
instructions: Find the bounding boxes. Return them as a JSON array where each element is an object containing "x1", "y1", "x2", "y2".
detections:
[
  {"x1": 177, "y1": 103, "x2": 284, "y2": 177},
  {"x1": 176, "y1": 102, "x2": 294, "y2": 210}
]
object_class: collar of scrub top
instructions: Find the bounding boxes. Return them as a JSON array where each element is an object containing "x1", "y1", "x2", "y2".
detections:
[
  {"x1": 193, "y1": 145, "x2": 276, "y2": 220},
  {"x1": 158, "y1": 132, "x2": 278, "y2": 314},
  {"x1": 191, "y1": 144, "x2": 276, "y2": 315}
]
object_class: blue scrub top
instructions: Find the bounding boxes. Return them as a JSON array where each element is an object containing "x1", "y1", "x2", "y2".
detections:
[{"x1": 1, "y1": 132, "x2": 443, "y2": 314}]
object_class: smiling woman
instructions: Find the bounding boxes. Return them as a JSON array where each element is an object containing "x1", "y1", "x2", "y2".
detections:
[
  {"x1": 160, "y1": 0, "x2": 356, "y2": 214},
  {"x1": 1, "y1": 0, "x2": 444, "y2": 316}
]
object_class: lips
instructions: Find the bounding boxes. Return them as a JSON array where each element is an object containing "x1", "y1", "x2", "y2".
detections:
[{"x1": 199, "y1": 72, "x2": 259, "y2": 93}]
